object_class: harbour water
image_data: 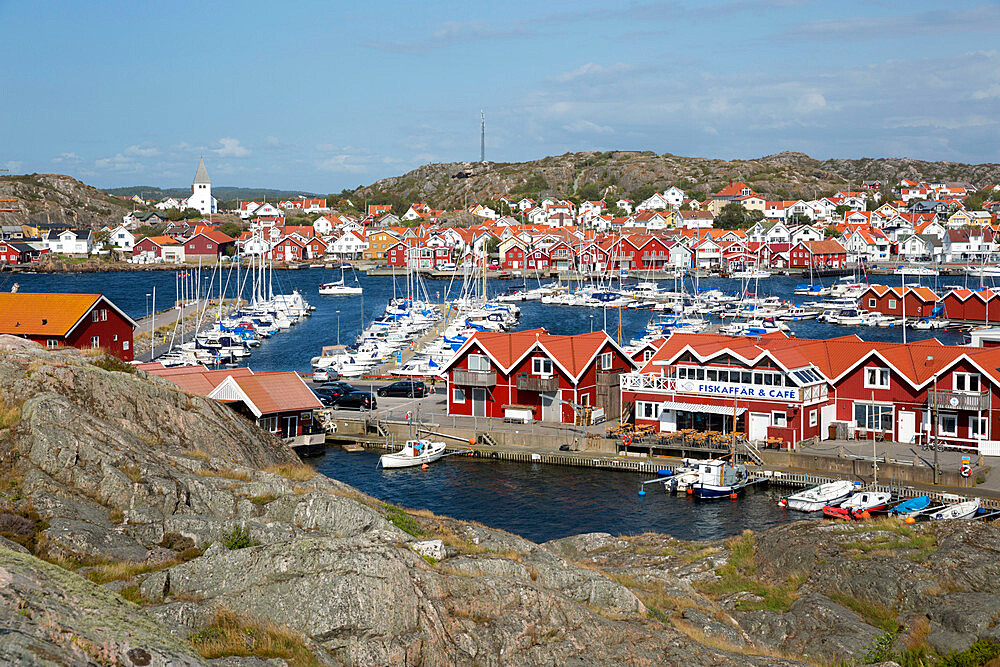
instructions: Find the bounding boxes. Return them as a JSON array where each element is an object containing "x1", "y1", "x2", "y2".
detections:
[{"x1": 311, "y1": 447, "x2": 823, "y2": 543}]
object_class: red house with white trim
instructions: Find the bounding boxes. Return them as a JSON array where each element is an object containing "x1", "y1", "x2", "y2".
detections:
[
  {"x1": 787, "y1": 239, "x2": 848, "y2": 269},
  {"x1": 442, "y1": 329, "x2": 637, "y2": 424},
  {"x1": 860, "y1": 285, "x2": 939, "y2": 318}
]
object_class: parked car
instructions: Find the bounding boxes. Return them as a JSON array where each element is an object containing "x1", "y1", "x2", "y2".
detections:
[
  {"x1": 377, "y1": 380, "x2": 427, "y2": 398},
  {"x1": 436, "y1": 262, "x2": 457, "y2": 271},
  {"x1": 312, "y1": 368, "x2": 339, "y2": 383},
  {"x1": 329, "y1": 391, "x2": 377, "y2": 411},
  {"x1": 314, "y1": 382, "x2": 358, "y2": 401}
]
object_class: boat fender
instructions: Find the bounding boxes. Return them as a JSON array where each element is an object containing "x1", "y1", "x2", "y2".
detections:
[
  {"x1": 491, "y1": 452, "x2": 499, "y2": 460},
  {"x1": 904, "y1": 516, "x2": 916, "y2": 524},
  {"x1": 468, "y1": 438, "x2": 476, "y2": 446},
  {"x1": 686, "y1": 488, "x2": 693, "y2": 495},
  {"x1": 778, "y1": 498, "x2": 787, "y2": 507},
  {"x1": 960, "y1": 464, "x2": 972, "y2": 478},
  {"x1": 421, "y1": 464, "x2": 429, "y2": 470},
  {"x1": 858, "y1": 511, "x2": 870, "y2": 520},
  {"x1": 729, "y1": 492, "x2": 738, "y2": 499}
]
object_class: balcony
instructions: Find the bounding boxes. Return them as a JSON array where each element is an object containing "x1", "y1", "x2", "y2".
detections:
[
  {"x1": 516, "y1": 374, "x2": 559, "y2": 392},
  {"x1": 930, "y1": 390, "x2": 989, "y2": 412},
  {"x1": 452, "y1": 369, "x2": 497, "y2": 387}
]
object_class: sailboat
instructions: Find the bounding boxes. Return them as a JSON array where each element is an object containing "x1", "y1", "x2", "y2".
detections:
[{"x1": 320, "y1": 263, "x2": 363, "y2": 295}]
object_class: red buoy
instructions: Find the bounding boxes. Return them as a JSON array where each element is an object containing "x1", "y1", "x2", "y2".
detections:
[{"x1": 729, "y1": 492, "x2": 738, "y2": 499}]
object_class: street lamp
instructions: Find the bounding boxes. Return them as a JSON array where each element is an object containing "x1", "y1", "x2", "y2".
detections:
[
  {"x1": 336, "y1": 310, "x2": 341, "y2": 346},
  {"x1": 589, "y1": 314, "x2": 594, "y2": 332}
]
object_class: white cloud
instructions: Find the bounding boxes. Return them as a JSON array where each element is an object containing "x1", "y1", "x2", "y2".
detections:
[
  {"x1": 52, "y1": 152, "x2": 82, "y2": 163},
  {"x1": 973, "y1": 83, "x2": 1000, "y2": 100},
  {"x1": 316, "y1": 154, "x2": 368, "y2": 173},
  {"x1": 562, "y1": 119, "x2": 614, "y2": 134},
  {"x1": 124, "y1": 144, "x2": 160, "y2": 157},
  {"x1": 214, "y1": 137, "x2": 251, "y2": 158},
  {"x1": 552, "y1": 62, "x2": 633, "y2": 83},
  {"x1": 264, "y1": 136, "x2": 280, "y2": 147},
  {"x1": 94, "y1": 153, "x2": 141, "y2": 172}
]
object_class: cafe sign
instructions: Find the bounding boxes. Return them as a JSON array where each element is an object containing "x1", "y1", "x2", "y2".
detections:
[{"x1": 677, "y1": 379, "x2": 799, "y2": 402}]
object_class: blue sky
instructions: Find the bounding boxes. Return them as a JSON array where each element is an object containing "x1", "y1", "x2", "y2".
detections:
[{"x1": 2, "y1": 0, "x2": 998, "y2": 193}]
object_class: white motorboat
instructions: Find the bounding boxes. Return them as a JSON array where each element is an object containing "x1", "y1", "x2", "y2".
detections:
[
  {"x1": 691, "y1": 459, "x2": 755, "y2": 499},
  {"x1": 925, "y1": 498, "x2": 980, "y2": 520},
  {"x1": 965, "y1": 266, "x2": 1000, "y2": 278},
  {"x1": 377, "y1": 439, "x2": 447, "y2": 469},
  {"x1": 319, "y1": 280, "x2": 363, "y2": 295},
  {"x1": 731, "y1": 269, "x2": 771, "y2": 279},
  {"x1": 894, "y1": 266, "x2": 938, "y2": 276},
  {"x1": 782, "y1": 480, "x2": 856, "y2": 512}
]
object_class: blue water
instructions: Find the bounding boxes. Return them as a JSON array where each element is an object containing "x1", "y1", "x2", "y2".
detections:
[
  {"x1": 311, "y1": 448, "x2": 821, "y2": 543},
  {"x1": 7, "y1": 267, "x2": 953, "y2": 541},
  {"x1": 1, "y1": 269, "x2": 967, "y2": 372}
]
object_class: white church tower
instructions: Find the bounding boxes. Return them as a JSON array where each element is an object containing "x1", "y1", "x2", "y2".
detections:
[{"x1": 187, "y1": 158, "x2": 217, "y2": 215}]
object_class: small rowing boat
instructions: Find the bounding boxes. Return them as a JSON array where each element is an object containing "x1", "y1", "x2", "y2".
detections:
[
  {"x1": 925, "y1": 498, "x2": 980, "y2": 520},
  {"x1": 822, "y1": 490, "x2": 892, "y2": 520},
  {"x1": 781, "y1": 480, "x2": 856, "y2": 512}
]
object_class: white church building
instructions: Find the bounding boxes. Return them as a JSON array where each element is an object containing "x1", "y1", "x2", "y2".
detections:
[{"x1": 187, "y1": 158, "x2": 218, "y2": 215}]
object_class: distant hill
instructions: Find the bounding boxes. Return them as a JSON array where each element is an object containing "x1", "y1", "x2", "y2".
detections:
[
  {"x1": 352, "y1": 151, "x2": 1000, "y2": 209},
  {"x1": 103, "y1": 185, "x2": 319, "y2": 202},
  {"x1": 0, "y1": 173, "x2": 133, "y2": 230}
]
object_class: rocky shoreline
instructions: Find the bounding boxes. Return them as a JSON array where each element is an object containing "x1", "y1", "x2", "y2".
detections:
[{"x1": 1, "y1": 337, "x2": 999, "y2": 666}]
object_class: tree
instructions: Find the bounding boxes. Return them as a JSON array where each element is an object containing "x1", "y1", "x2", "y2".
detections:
[
  {"x1": 824, "y1": 226, "x2": 842, "y2": 238},
  {"x1": 485, "y1": 236, "x2": 500, "y2": 256},
  {"x1": 714, "y1": 202, "x2": 752, "y2": 229},
  {"x1": 787, "y1": 213, "x2": 812, "y2": 226},
  {"x1": 216, "y1": 221, "x2": 243, "y2": 238},
  {"x1": 834, "y1": 204, "x2": 851, "y2": 216}
]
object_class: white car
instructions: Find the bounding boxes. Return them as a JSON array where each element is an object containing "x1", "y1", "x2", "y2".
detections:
[
  {"x1": 436, "y1": 262, "x2": 457, "y2": 271},
  {"x1": 312, "y1": 369, "x2": 331, "y2": 383}
]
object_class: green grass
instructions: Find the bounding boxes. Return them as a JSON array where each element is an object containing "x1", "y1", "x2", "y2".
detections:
[
  {"x1": 383, "y1": 504, "x2": 425, "y2": 537},
  {"x1": 222, "y1": 525, "x2": 260, "y2": 551},
  {"x1": 248, "y1": 494, "x2": 278, "y2": 506},
  {"x1": 840, "y1": 524, "x2": 938, "y2": 563},
  {"x1": 694, "y1": 531, "x2": 806, "y2": 612},
  {"x1": 827, "y1": 591, "x2": 898, "y2": 633},
  {"x1": 189, "y1": 607, "x2": 319, "y2": 666}
]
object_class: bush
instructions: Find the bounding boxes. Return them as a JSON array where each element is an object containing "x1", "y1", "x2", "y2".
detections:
[
  {"x1": 179, "y1": 547, "x2": 203, "y2": 562},
  {"x1": 222, "y1": 525, "x2": 259, "y2": 551},
  {"x1": 264, "y1": 464, "x2": 315, "y2": 481},
  {"x1": 91, "y1": 354, "x2": 136, "y2": 374},
  {"x1": 383, "y1": 505, "x2": 424, "y2": 537}
]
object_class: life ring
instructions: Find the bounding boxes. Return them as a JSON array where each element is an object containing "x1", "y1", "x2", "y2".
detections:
[
  {"x1": 960, "y1": 464, "x2": 972, "y2": 478},
  {"x1": 623, "y1": 434, "x2": 633, "y2": 447}
]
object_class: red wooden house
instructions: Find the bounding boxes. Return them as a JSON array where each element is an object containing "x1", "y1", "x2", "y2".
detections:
[
  {"x1": 787, "y1": 239, "x2": 848, "y2": 269},
  {"x1": 500, "y1": 241, "x2": 527, "y2": 270},
  {"x1": 0, "y1": 293, "x2": 136, "y2": 361},
  {"x1": 267, "y1": 235, "x2": 307, "y2": 262},
  {"x1": 184, "y1": 230, "x2": 235, "y2": 262},
  {"x1": 860, "y1": 285, "x2": 939, "y2": 318},
  {"x1": 940, "y1": 289, "x2": 1000, "y2": 323},
  {"x1": 443, "y1": 329, "x2": 636, "y2": 424},
  {"x1": 524, "y1": 247, "x2": 551, "y2": 271},
  {"x1": 133, "y1": 235, "x2": 181, "y2": 258}
]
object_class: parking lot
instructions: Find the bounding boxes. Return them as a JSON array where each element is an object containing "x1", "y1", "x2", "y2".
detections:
[{"x1": 312, "y1": 378, "x2": 448, "y2": 419}]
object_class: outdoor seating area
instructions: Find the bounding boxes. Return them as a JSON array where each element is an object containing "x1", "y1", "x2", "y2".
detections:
[{"x1": 611, "y1": 422, "x2": 747, "y2": 453}]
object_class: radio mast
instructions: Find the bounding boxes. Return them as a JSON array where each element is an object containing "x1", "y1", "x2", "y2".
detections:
[{"x1": 480, "y1": 110, "x2": 485, "y2": 163}]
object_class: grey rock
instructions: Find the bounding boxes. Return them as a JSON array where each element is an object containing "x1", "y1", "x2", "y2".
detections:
[
  {"x1": 412, "y1": 539, "x2": 446, "y2": 560},
  {"x1": 43, "y1": 517, "x2": 149, "y2": 561},
  {"x1": 0, "y1": 536, "x2": 29, "y2": 554}
]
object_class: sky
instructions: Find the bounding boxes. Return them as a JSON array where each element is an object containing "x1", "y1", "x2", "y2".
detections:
[{"x1": 2, "y1": 0, "x2": 998, "y2": 193}]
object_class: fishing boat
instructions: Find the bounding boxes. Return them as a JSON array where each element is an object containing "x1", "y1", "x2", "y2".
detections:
[
  {"x1": 781, "y1": 480, "x2": 856, "y2": 512},
  {"x1": 888, "y1": 496, "x2": 931, "y2": 517},
  {"x1": 377, "y1": 439, "x2": 447, "y2": 469},
  {"x1": 925, "y1": 498, "x2": 980, "y2": 520},
  {"x1": 822, "y1": 490, "x2": 893, "y2": 520},
  {"x1": 667, "y1": 459, "x2": 701, "y2": 493},
  {"x1": 690, "y1": 459, "x2": 755, "y2": 499}
]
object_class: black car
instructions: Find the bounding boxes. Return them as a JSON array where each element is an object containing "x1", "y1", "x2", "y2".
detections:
[
  {"x1": 377, "y1": 380, "x2": 427, "y2": 398},
  {"x1": 329, "y1": 391, "x2": 377, "y2": 411},
  {"x1": 316, "y1": 382, "x2": 359, "y2": 401}
]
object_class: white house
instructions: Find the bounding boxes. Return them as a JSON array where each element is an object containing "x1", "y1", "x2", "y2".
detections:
[
  {"x1": 328, "y1": 230, "x2": 367, "y2": 259},
  {"x1": 517, "y1": 198, "x2": 536, "y2": 212},
  {"x1": 154, "y1": 197, "x2": 183, "y2": 211},
  {"x1": 107, "y1": 225, "x2": 135, "y2": 251},
  {"x1": 313, "y1": 216, "x2": 334, "y2": 235},
  {"x1": 663, "y1": 186, "x2": 686, "y2": 209},
  {"x1": 186, "y1": 159, "x2": 217, "y2": 215},
  {"x1": 616, "y1": 198, "x2": 634, "y2": 214},
  {"x1": 44, "y1": 229, "x2": 93, "y2": 254},
  {"x1": 789, "y1": 225, "x2": 824, "y2": 244},
  {"x1": 636, "y1": 193, "x2": 670, "y2": 211},
  {"x1": 898, "y1": 234, "x2": 940, "y2": 262}
]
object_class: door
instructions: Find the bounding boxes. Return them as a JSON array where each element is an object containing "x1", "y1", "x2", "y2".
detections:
[
  {"x1": 821, "y1": 404, "x2": 836, "y2": 439},
  {"x1": 541, "y1": 392, "x2": 558, "y2": 422},
  {"x1": 897, "y1": 410, "x2": 915, "y2": 444},
  {"x1": 472, "y1": 388, "x2": 487, "y2": 417},
  {"x1": 281, "y1": 415, "x2": 298, "y2": 439},
  {"x1": 749, "y1": 413, "x2": 769, "y2": 441}
]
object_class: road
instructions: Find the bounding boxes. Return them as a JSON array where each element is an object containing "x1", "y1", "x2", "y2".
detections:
[{"x1": 133, "y1": 299, "x2": 236, "y2": 362}]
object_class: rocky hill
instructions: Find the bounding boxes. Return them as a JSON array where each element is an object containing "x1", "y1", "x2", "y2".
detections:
[
  {"x1": 354, "y1": 151, "x2": 1000, "y2": 209},
  {"x1": 1, "y1": 337, "x2": 999, "y2": 665},
  {"x1": 0, "y1": 173, "x2": 134, "y2": 230}
]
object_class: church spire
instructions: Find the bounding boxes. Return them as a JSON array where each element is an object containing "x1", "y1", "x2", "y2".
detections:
[{"x1": 193, "y1": 158, "x2": 211, "y2": 185}]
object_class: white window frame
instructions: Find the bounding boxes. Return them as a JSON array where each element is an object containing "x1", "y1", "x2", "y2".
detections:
[
  {"x1": 809, "y1": 410, "x2": 817, "y2": 427},
  {"x1": 938, "y1": 413, "x2": 958, "y2": 436},
  {"x1": 468, "y1": 354, "x2": 489, "y2": 372},
  {"x1": 90, "y1": 336, "x2": 99, "y2": 348},
  {"x1": 864, "y1": 367, "x2": 890, "y2": 389},
  {"x1": 453, "y1": 387, "x2": 466, "y2": 403},
  {"x1": 123, "y1": 341, "x2": 129, "y2": 350},
  {"x1": 772, "y1": 411, "x2": 787, "y2": 428},
  {"x1": 970, "y1": 415, "x2": 988, "y2": 439},
  {"x1": 953, "y1": 372, "x2": 981, "y2": 394},
  {"x1": 888, "y1": 299, "x2": 897, "y2": 309},
  {"x1": 46, "y1": 339, "x2": 58, "y2": 349},
  {"x1": 868, "y1": 298, "x2": 876, "y2": 308},
  {"x1": 532, "y1": 357, "x2": 553, "y2": 377},
  {"x1": 600, "y1": 352, "x2": 613, "y2": 370}
]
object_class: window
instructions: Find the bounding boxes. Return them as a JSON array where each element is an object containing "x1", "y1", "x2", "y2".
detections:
[
  {"x1": 954, "y1": 373, "x2": 981, "y2": 393},
  {"x1": 854, "y1": 402, "x2": 892, "y2": 431},
  {"x1": 637, "y1": 401, "x2": 659, "y2": 419},
  {"x1": 773, "y1": 412, "x2": 787, "y2": 428},
  {"x1": 468, "y1": 354, "x2": 489, "y2": 372},
  {"x1": 970, "y1": 415, "x2": 988, "y2": 439},
  {"x1": 643, "y1": 350, "x2": 654, "y2": 362},
  {"x1": 46, "y1": 339, "x2": 58, "y2": 349},
  {"x1": 101, "y1": 309, "x2": 107, "y2": 322},
  {"x1": 452, "y1": 387, "x2": 466, "y2": 403},
  {"x1": 809, "y1": 410, "x2": 818, "y2": 427},
  {"x1": 938, "y1": 413, "x2": 958, "y2": 436},
  {"x1": 259, "y1": 416, "x2": 278, "y2": 432},
  {"x1": 92, "y1": 311, "x2": 99, "y2": 322},
  {"x1": 888, "y1": 299, "x2": 897, "y2": 309},
  {"x1": 868, "y1": 298, "x2": 876, "y2": 308},
  {"x1": 532, "y1": 357, "x2": 553, "y2": 376},
  {"x1": 600, "y1": 352, "x2": 613, "y2": 370},
  {"x1": 90, "y1": 336, "x2": 99, "y2": 348},
  {"x1": 864, "y1": 367, "x2": 890, "y2": 389},
  {"x1": 123, "y1": 341, "x2": 129, "y2": 350}
]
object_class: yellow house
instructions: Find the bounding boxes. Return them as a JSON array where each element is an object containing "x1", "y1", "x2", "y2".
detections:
[
  {"x1": 734, "y1": 195, "x2": 766, "y2": 213},
  {"x1": 363, "y1": 229, "x2": 401, "y2": 261},
  {"x1": 705, "y1": 198, "x2": 729, "y2": 216},
  {"x1": 947, "y1": 210, "x2": 973, "y2": 228}
]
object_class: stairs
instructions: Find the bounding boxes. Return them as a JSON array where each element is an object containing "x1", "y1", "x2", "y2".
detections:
[
  {"x1": 741, "y1": 440, "x2": 765, "y2": 466},
  {"x1": 368, "y1": 418, "x2": 389, "y2": 439},
  {"x1": 479, "y1": 432, "x2": 500, "y2": 448}
]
